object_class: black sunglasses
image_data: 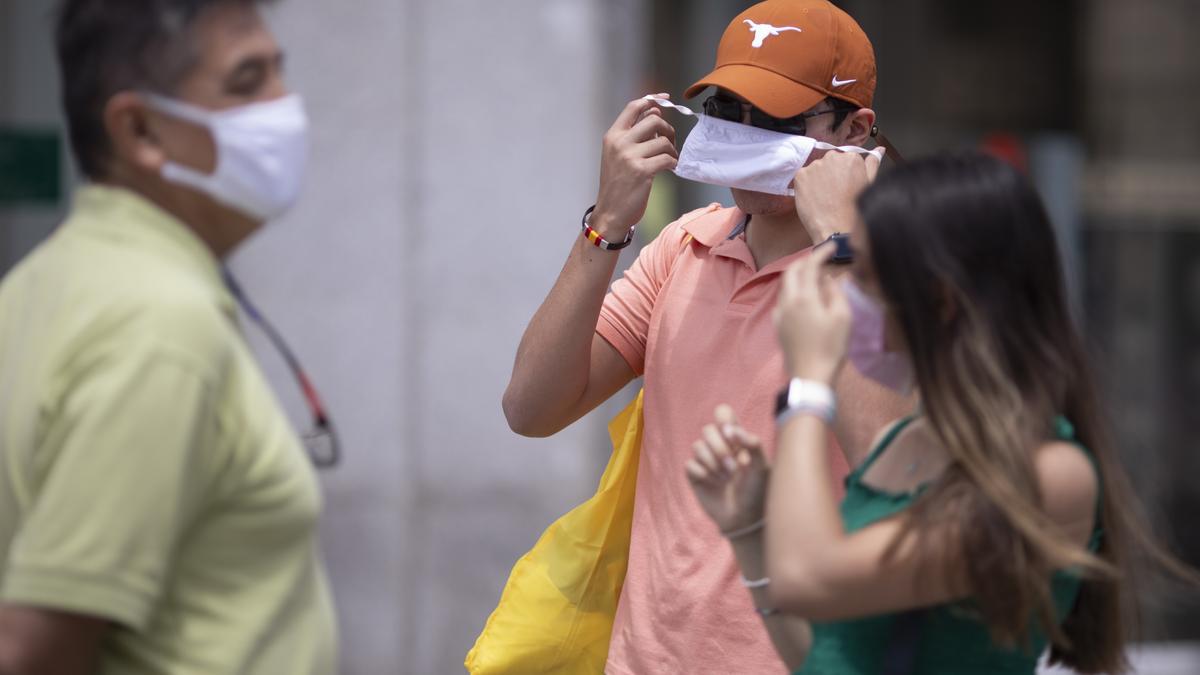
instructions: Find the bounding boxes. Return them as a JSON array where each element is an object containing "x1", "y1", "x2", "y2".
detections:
[{"x1": 702, "y1": 94, "x2": 854, "y2": 136}]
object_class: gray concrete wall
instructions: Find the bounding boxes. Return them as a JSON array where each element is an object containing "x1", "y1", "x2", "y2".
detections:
[
  {"x1": 231, "y1": 1, "x2": 647, "y2": 672},
  {"x1": 0, "y1": 1, "x2": 71, "y2": 269}
]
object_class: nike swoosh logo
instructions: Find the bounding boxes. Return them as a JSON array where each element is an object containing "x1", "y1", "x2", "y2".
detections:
[{"x1": 831, "y1": 76, "x2": 857, "y2": 87}]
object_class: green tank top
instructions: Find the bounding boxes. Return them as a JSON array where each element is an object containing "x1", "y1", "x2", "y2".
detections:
[{"x1": 795, "y1": 416, "x2": 1101, "y2": 675}]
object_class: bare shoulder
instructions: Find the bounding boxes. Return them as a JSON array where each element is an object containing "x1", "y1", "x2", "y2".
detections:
[
  {"x1": 1034, "y1": 440, "x2": 1099, "y2": 537},
  {"x1": 859, "y1": 417, "x2": 951, "y2": 491}
]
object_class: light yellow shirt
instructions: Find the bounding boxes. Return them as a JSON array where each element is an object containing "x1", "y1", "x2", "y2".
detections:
[{"x1": 0, "y1": 185, "x2": 337, "y2": 674}]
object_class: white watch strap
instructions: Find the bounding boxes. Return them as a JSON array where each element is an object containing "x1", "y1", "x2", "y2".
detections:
[{"x1": 777, "y1": 378, "x2": 836, "y2": 425}]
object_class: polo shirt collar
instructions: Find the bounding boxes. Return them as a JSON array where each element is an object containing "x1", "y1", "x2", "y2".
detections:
[
  {"x1": 67, "y1": 184, "x2": 235, "y2": 314},
  {"x1": 680, "y1": 204, "x2": 745, "y2": 248},
  {"x1": 680, "y1": 204, "x2": 814, "y2": 277}
]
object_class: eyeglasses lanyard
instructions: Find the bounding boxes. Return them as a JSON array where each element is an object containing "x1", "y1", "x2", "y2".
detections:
[
  {"x1": 873, "y1": 128, "x2": 906, "y2": 165},
  {"x1": 222, "y1": 268, "x2": 342, "y2": 468}
]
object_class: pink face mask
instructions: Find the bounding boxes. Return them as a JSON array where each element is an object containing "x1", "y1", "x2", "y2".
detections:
[{"x1": 840, "y1": 277, "x2": 914, "y2": 393}]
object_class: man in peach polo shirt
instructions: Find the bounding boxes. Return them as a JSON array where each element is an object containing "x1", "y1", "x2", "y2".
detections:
[{"x1": 504, "y1": 1, "x2": 909, "y2": 672}]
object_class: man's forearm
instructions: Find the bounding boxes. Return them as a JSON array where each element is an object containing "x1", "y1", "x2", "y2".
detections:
[
  {"x1": 503, "y1": 233, "x2": 622, "y2": 436},
  {"x1": 504, "y1": 96, "x2": 673, "y2": 435}
]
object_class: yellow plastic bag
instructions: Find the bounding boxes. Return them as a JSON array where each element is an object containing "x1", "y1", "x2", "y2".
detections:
[{"x1": 465, "y1": 390, "x2": 644, "y2": 674}]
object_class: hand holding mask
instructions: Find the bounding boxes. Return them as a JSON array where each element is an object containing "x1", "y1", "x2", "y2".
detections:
[{"x1": 790, "y1": 150, "x2": 881, "y2": 245}]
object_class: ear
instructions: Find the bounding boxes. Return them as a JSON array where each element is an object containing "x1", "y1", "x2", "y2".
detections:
[
  {"x1": 840, "y1": 107, "x2": 876, "y2": 147},
  {"x1": 103, "y1": 92, "x2": 168, "y2": 175}
]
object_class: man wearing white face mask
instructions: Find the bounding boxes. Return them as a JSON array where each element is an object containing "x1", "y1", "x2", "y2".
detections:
[
  {"x1": 504, "y1": 0, "x2": 912, "y2": 672},
  {"x1": 0, "y1": 2, "x2": 336, "y2": 674}
]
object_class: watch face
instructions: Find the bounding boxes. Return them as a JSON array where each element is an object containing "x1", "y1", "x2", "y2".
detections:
[{"x1": 830, "y1": 233, "x2": 853, "y2": 264}]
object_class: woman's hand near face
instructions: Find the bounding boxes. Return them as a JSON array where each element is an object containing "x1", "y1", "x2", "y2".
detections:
[
  {"x1": 775, "y1": 244, "x2": 852, "y2": 385},
  {"x1": 686, "y1": 405, "x2": 770, "y2": 535}
]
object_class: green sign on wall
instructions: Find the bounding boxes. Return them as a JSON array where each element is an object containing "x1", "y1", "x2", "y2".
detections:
[{"x1": 0, "y1": 128, "x2": 61, "y2": 206}]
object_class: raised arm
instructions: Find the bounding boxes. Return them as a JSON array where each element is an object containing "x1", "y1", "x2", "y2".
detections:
[{"x1": 503, "y1": 97, "x2": 678, "y2": 437}]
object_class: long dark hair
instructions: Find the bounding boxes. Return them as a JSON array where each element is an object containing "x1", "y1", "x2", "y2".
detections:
[{"x1": 856, "y1": 152, "x2": 1190, "y2": 673}]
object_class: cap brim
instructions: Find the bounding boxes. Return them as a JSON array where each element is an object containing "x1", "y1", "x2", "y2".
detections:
[{"x1": 684, "y1": 64, "x2": 826, "y2": 119}]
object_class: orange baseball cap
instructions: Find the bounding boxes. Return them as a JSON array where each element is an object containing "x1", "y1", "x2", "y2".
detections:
[{"x1": 684, "y1": 0, "x2": 877, "y2": 118}]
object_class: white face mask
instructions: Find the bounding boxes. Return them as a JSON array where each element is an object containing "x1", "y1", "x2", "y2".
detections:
[
  {"x1": 644, "y1": 95, "x2": 883, "y2": 196},
  {"x1": 143, "y1": 93, "x2": 309, "y2": 222}
]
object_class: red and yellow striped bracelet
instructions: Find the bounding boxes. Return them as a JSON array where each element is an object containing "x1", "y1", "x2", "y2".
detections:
[{"x1": 581, "y1": 205, "x2": 635, "y2": 251}]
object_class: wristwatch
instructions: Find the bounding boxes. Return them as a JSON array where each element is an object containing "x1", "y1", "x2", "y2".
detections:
[
  {"x1": 774, "y1": 378, "x2": 836, "y2": 425},
  {"x1": 826, "y1": 232, "x2": 853, "y2": 264}
]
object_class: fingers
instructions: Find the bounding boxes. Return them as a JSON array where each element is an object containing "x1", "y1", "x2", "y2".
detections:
[
  {"x1": 633, "y1": 135, "x2": 679, "y2": 161},
  {"x1": 695, "y1": 403, "x2": 765, "y2": 482},
  {"x1": 712, "y1": 404, "x2": 764, "y2": 468},
  {"x1": 805, "y1": 242, "x2": 837, "y2": 285},
  {"x1": 714, "y1": 403, "x2": 737, "y2": 428},
  {"x1": 629, "y1": 113, "x2": 677, "y2": 145},
  {"x1": 804, "y1": 147, "x2": 831, "y2": 167},
  {"x1": 619, "y1": 116, "x2": 678, "y2": 174},
  {"x1": 723, "y1": 424, "x2": 761, "y2": 451},
  {"x1": 641, "y1": 92, "x2": 672, "y2": 115},
  {"x1": 636, "y1": 105, "x2": 663, "y2": 124},
  {"x1": 694, "y1": 436, "x2": 724, "y2": 473},
  {"x1": 864, "y1": 150, "x2": 882, "y2": 182},
  {"x1": 728, "y1": 426, "x2": 764, "y2": 468},
  {"x1": 702, "y1": 424, "x2": 738, "y2": 474},
  {"x1": 805, "y1": 148, "x2": 875, "y2": 175},
  {"x1": 827, "y1": 273, "x2": 851, "y2": 323},
  {"x1": 602, "y1": 110, "x2": 677, "y2": 181},
  {"x1": 641, "y1": 153, "x2": 679, "y2": 175},
  {"x1": 780, "y1": 246, "x2": 832, "y2": 315},
  {"x1": 612, "y1": 97, "x2": 658, "y2": 131},
  {"x1": 685, "y1": 457, "x2": 713, "y2": 484},
  {"x1": 714, "y1": 404, "x2": 759, "y2": 450},
  {"x1": 815, "y1": 257, "x2": 839, "y2": 306},
  {"x1": 635, "y1": 94, "x2": 671, "y2": 123}
]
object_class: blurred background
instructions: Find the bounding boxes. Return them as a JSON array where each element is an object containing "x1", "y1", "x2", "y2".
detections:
[{"x1": 1, "y1": 0, "x2": 1197, "y2": 672}]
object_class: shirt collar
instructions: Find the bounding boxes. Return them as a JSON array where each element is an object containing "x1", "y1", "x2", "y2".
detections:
[
  {"x1": 679, "y1": 204, "x2": 745, "y2": 248},
  {"x1": 66, "y1": 184, "x2": 236, "y2": 314},
  {"x1": 679, "y1": 203, "x2": 814, "y2": 277}
]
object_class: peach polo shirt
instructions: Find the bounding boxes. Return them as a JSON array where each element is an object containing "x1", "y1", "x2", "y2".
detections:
[{"x1": 597, "y1": 204, "x2": 850, "y2": 675}]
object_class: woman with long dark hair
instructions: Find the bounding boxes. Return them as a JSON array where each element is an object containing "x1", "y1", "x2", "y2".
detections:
[{"x1": 686, "y1": 151, "x2": 1193, "y2": 673}]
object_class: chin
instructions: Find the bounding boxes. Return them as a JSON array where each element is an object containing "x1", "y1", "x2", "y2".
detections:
[
  {"x1": 730, "y1": 188, "x2": 794, "y2": 216},
  {"x1": 216, "y1": 205, "x2": 266, "y2": 252}
]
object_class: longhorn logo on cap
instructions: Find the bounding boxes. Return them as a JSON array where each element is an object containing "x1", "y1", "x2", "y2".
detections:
[{"x1": 743, "y1": 19, "x2": 802, "y2": 48}]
